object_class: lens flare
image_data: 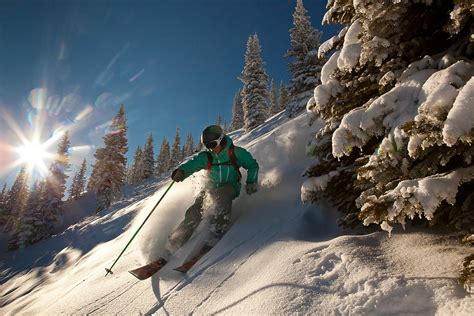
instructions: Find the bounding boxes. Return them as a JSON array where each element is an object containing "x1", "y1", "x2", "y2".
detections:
[
  {"x1": 74, "y1": 105, "x2": 94, "y2": 122},
  {"x1": 0, "y1": 108, "x2": 58, "y2": 178},
  {"x1": 15, "y1": 140, "x2": 53, "y2": 174},
  {"x1": 1, "y1": 88, "x2": 100, "y2": 181}
]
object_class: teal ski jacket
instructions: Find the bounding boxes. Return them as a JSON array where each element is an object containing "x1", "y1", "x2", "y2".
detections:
[{"x1": 178, "y1": 136, "x2": 259, "y2": 198}]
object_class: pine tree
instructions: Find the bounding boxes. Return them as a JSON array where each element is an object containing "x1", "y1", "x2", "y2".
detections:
[
  {"x1": 0, "y1": 183, "x2": 6, "y2": 203},
  {"x1": 286, "y1": 0, "x2": 324, "y2": 117},
  {"x1": 195, "y1": 141, "x2": 204, "y2": 153},
  {"x1": 156, "y1": 137, "x2": 171, "y2": 174},
  {"x1": 240, "y1": 34, "x2": 269, "y2": 133},
  {"x1": 88, "y1": 105, "x2": 128, "y2": 212},
  {"x1": 39, "y1": 131, "x2": 70, "y2": 227},
  {"x1": 7, "y1": 177, "x2": 33, "y2": 250},
  {"x1": 4, "y1": 167, "x2": 29, "y2": 233},
  {"x1": 170, "y1": 128, "x2": 182, "y2": 168},
  {"x1": 223, "y1": 119, "x2": 230, "y2": 133},
  {"x1": 68, "y1": 173, "x2": 78, "y2": 200},
  {"x1": 183, "y1": 133, "x2": 195, "y2": 158},
  {"x1": 230, "y1": 89, "x2": 244, "y2": 131},
  {"x1": 125, "y1": 163, "x2": 133, "y2": 184},
  {"x1": 143, "y1": 134, "x2": 155, "y2": 179},
  {"x1": 0, "y1": 183, "x2": 7, "y2": 226},
  {"x1": 130, "y1": 145, "x2": 144, "y2": 183},
  {"x1": 215, "y1": 116, "x2": 223, "y2": 127},
  {"x1": 27, "y1": 181, "x2": 42, "y2": 212},
  {"x1": 8, "y1": 180, "x2": 51, "y2": 250},
  {"x1": 69, "y1": 159, "x2": 87, "y2": 200},
  {"x1": 269, "y1": 79, "x2": 280, "y2": 116},
  {"x1": 279, "y1": 81, "x2": 289, "y2": 114},
  {"x1": 305, "y1": 0, "x2": 473, "y2": 288},
  {"x1": 23, "y1": 181, "x2": 48, "y2": 245}
]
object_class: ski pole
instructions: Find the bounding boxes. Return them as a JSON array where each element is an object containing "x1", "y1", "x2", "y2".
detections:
[{"x1": 105, "y1": 181, "x2": 176, "y2": 277}]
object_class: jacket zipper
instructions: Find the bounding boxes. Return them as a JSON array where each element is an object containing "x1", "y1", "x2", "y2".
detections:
[{"x1": 216, "y1": 155, "x2": 222, "y2": 183}]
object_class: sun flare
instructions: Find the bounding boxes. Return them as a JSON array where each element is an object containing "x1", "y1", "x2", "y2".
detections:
[{"x1": 15, "y1": 140, "x2": 52, "y2": 174}]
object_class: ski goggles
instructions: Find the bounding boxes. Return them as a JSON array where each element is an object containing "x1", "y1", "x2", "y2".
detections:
[{"x1": 204, "y1": 133, "x2": 224, "y2": 149}]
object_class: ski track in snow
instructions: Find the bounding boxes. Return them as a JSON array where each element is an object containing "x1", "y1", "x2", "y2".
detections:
[
  {"x1": 72, "y1": 280, "x2": 140, "y2": 315},
  {"x1": 189, "y1": 224, "x2": 280, "y2": 314},
  {"x1": 149, "y1": 221, "x2": 279, "y2": 315}
]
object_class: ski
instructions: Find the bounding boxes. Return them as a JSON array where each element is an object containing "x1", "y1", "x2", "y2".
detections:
[
  {"x1": 129, "y1": 258, "x2": 167, "y2": 280},
  {"x1": 174, "y1": 245, "x2": 213, "y2": 273}
]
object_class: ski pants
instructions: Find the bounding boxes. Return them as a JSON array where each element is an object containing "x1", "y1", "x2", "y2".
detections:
[{"x1": 167, "y1": 183, "x2": 236, "y2": 253}]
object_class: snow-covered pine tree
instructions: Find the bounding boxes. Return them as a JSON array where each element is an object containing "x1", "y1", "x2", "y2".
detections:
[
  {"x1": 3, "y1": 167, "x2": 29, "y2": 233},
  {"x1": 183, "y1": 133, "x2": 194, "y2": 158},
  {"x1": 240, "y1": 34, "x2": 269, "y2": 132},
  {"x1": 170, "y1": 128, "x2": 182, "y2": 168},
  {"x1": 0, "y1": 183, "x2": 7, "y2": 226},
  {"x1": 88, "y1": 105, "x2": 128, "y2": 212},
  {"x1": 302, "y1": 0, "x2": 473, "y2": 233},
  {"x1": 269, "y1": 79, "x2": 280, "y2": 116},
  {"x1": 156, "y1": 137, "x2": 171, "y2": 175},
  {"x1": 0, "y1": 183, "x2": 6, "y2": 203},
  {"x1": 7, "y1": 177, "x2": 33, "y2": 250},
  {"x1": 230, "y1": 89, "x2": 244, "y2": 131},
  {"x1": 25, "y1": 181, "x2": 48, "y2": 243},
  {"x1": 68, "y1": 158, "x2": 87, "y2": 200},
  {"x1": 8, "y1": 180, "x2": 51, "y2": 250},
  {"x1": 28, "y1": 180, "x2": 45, "y2": 211},
  {"x1": 278, "y1": 81, "x2": 289, "y2": 114},
  {"x1": 223, "y1": 119, "x2": 230, "y2": 134},
  {"x1": 143, "y1": 134, "x2": 155, "y2": 179},
  {"x1": 286, "y1": 0, "x2": 324, "y2": 118},
  {"x1": 195, "y1": 141, "x2": 203, "y2": 153},
  {"x1": 130, "y1": 145, "x2": 144, "y2": 184},
  {"x1": 215, "y1": 116, "x2": 223, "y2": 128},
  {"x1": 68, "y1": 170, "x2": 79, "y2": 200},
  {"x1": 40, "y1": 131, "x2": 70, "y2": 226},
  {"x1": 125, "y1": 163, "x2": 133, "y2": 184},
  {"x1": 76, "y1": 158, "x2": 87, "y2": 197}
]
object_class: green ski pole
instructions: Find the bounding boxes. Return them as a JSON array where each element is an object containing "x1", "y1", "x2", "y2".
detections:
[{"x1": 105, "y1": 181, "x2": 175, "y2": 276}]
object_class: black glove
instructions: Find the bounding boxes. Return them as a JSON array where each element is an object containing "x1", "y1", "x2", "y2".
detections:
[
  {"x1": 171, "y1": 169, "x2": 185, "y2": 182},
  {"x1": 246, "y1": 183, "x2": 258, "y2": 195}
]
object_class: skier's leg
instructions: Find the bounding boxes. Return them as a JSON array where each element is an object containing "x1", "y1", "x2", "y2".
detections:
[
  {"x1": 207, "y1": 184, "x2": 235, "y2": 246},
  {"x1": 166, "y1": 191, "x2": 205, "y2": 254}
]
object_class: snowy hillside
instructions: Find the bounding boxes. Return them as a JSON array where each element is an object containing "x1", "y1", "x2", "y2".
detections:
[{"x1": 1, "y1": 112, "x2": 472, "y2": 315}]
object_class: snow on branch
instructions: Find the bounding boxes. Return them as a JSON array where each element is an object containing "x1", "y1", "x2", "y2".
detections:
[
  {"x1": 318, "y1": 27, "x2": 347, "y2": 59},
  {"x1": 332, "y1": 67, "x2": 436, "y2": 158},
  {"x1": 407, "y1": 60, "x2": 473, "y2": 156},
  {"x1": 321, "y1": 51, "x2": 341, "y2": 85},
  {"x1": 337, "y1": 19, "x2": 362, "y2": 72},
  {"x1": 417, "y1": 60, "x2": 471, "y2": 118},
  {"x1": 301, "y1": 171, "x2": 340, "y2": 203},
  {"x1": 307, "y1": 51, "x2": 342, "y2": 114},
  {"x1": 443, "y1": 77, "x2": 474, "y2": 147},
  {"x1": 361, "y1": 166, "x2": 474, "y2": 234}
]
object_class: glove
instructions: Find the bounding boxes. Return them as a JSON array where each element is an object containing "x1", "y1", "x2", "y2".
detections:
[
  {"x1": 246, "y1": 183, "x2": 258, "y2": 195},
  {"x1": 171, "y1": 169, "x2": 185, "y2": 182}
]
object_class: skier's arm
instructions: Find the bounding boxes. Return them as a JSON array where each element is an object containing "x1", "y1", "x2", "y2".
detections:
[
  {"x1": 236, "y1": 147, "x2": 259, "y2": 184},
  {"x1": 178, "y1": 152, "x2": 209, "y2": 179}
]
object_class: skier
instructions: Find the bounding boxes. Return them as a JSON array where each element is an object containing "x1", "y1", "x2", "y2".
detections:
[
  {"x1": 166, "y1": 125, "x2": 259, "y2": 258},
  {"x1": 127, "y1": 125, "x2": 259, "y2": 278}
]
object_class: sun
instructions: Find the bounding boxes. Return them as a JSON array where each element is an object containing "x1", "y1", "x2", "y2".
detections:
[{"x1": 15, "y1": 140, "x2": 53, "y2": 174}]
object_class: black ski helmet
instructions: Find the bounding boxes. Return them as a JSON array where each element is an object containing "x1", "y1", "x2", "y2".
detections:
[{"x1": 201, "y1": 125, "x2": 224, "y2": 149}]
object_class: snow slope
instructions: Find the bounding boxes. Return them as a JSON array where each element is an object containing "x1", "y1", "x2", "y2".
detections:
[{"x1": 1, "y1": 112, "x2": 472, "y2": 315}]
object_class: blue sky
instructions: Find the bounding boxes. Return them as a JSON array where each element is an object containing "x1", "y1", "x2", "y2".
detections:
[{"x1": 0, "y1": 0, "x2": 339, "y2": 187}]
